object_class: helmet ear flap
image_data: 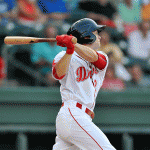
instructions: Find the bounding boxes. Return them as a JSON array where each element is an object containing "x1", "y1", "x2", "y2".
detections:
[{"x1": 82, "y1": 31, "x2": 96, "y2": 44}]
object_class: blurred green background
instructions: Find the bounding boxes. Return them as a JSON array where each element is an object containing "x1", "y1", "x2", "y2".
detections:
[{"x1": 0, "y1": 87, "x2": 150, "y2": 150}]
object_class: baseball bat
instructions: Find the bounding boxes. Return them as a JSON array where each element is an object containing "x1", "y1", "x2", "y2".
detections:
[{"x1": 4, "y1": 36, "x2": 77, "y2": 45}]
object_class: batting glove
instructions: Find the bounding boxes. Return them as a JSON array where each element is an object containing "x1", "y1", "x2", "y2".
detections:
[{"x1": 56, "y1": 35, "x2": 75, "y2": 54}]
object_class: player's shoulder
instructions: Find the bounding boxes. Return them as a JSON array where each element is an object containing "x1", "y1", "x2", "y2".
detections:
[
  {"x1": 55, "y1": 50, "x2": 66, "y2": 58},
  {"x1": 58, "y1": 50, "x2": 66, "y2": 55}
]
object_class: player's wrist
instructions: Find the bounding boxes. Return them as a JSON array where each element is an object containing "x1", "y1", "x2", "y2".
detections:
[
  {"x1": 66, "y1": 47, "x2": 74, "y2": 55},
  {"x1": 56, "y1": 34, "x2": 75, "y2": 54}
]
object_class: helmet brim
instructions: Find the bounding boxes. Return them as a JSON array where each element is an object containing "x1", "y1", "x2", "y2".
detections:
[{"x1": 97, "y1": 25, "x2": 106, "y2": 33}]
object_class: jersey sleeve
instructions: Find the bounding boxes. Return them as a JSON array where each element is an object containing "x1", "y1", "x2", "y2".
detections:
[
  {"x1": 91, "y1": 51, "x2": 109, "y2": 71},
  {"x1": 52, "y1": 51, "x2": 66, "y2": 80}
]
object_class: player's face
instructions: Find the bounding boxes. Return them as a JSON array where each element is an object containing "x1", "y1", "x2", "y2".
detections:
[
  {"x1": 92, "y1": 30, "x2": 101, "y2": 50},
  {"x1": 84, "y1": 31, "x2": 101, "y2": 50},
  {"x1": 99, "y1": 31, "x2": 110, "y2": 45}
]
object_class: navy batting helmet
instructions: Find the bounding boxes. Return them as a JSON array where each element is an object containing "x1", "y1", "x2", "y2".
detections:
[{"x1": 67, "y1": 18, "x2": 106, "y2": 44}]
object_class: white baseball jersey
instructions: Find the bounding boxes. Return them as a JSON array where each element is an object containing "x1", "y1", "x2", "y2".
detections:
[
  {"x1": 52, "y1": 50, "x2": 117, "y2": 150},
  {"x1": 52, "y1": 50, "x2": 109, "y2": 111}
]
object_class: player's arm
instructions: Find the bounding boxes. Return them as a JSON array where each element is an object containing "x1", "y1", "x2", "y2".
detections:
[
  {"x1": 53, "y1": 35, "x2": 74, "y2": 78},
  {"x1": 75, "y1": 44, "x2": 98, "y2": 62},
  {"x1": 53, "y1": 53, "x2": 72, "y2": 78},
  {"x1": 75, "y1": 43, "x2": 107, "y2": 70}
]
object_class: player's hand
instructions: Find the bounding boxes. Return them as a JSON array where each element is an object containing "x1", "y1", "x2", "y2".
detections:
[{"x1": 56, "y1": 35, "x2": 75, "y2": 54}]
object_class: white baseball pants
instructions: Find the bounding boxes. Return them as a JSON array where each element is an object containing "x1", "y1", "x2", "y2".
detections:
[{"x1": 53, "y1": 101, "x2": 116, "y2": 150}]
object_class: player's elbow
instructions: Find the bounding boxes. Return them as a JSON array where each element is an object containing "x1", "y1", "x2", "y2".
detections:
[{"x1": 52, "y1": 67, "x2": 66, "y2": 80}]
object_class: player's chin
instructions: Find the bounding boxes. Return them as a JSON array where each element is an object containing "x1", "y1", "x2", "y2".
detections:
[
  {"x1": 99, "y1": 42, "x2": 101, "y2": 48},
  {"x1": 95, "y1": 42, "x2": 101, "y2": 50}
]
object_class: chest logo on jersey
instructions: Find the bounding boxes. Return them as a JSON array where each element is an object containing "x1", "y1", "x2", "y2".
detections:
[{"x1": 76, "y1": 66, "x2": 98, "y2": 82}]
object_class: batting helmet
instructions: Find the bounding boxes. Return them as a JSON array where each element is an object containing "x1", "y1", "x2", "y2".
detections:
[{"x1": 67, "y1": 18, "x2": 106, "y2": 44}]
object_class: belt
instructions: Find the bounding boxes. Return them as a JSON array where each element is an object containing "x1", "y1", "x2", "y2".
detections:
[{"x1": 62, "y1": 102, "x2": 94, "y2": 119}]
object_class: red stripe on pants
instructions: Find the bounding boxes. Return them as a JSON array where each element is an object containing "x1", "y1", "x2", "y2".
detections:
[{"x1": 68, "y1": 108, "x2": 103, "y2": 150}]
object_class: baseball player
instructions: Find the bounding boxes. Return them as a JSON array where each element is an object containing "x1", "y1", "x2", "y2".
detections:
[{"x1": 52, "y1": 18, "x2": 116, "y2": 150}]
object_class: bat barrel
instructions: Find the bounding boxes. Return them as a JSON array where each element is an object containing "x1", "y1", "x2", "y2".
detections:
[{"x1": 4, "y1": 36, "x2": 36, "y2": 45}]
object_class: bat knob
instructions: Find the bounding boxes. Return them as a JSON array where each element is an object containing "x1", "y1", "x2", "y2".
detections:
[{"x1": 71, "y1": 37, "x2": 77, "y2": 44}]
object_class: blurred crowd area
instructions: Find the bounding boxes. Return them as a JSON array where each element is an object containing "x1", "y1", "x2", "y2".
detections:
[{"x1": 0, "y1": 0, "x2": 150, "y2": 91}]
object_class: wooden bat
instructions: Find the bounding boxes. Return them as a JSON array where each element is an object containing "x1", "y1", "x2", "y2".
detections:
[{"x1": 4, "y1": 36, "x2": 77, "y2": 45}]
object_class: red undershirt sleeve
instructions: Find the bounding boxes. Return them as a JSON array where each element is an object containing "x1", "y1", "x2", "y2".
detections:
[{"x1": 91, "y1": 52, "x2": 107, "y2": 70}]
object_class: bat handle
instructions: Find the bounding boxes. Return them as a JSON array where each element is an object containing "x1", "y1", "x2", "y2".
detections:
[
  {"x1": 53, "y1": 37, "x2": 77, "y2": 44},
  {"x1": 38, "y1": 37, "x2": 77, "y2": 44}
]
